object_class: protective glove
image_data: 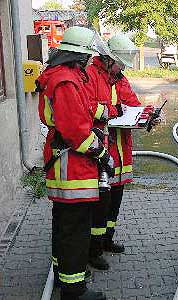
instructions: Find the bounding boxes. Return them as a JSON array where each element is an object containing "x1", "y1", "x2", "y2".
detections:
[
  {"x1": 98, "y1": 149, "x2": 115, "y2": 178},
  {"x1": 92, "y1": 127, "x2": 104, "y2": 143},
  {"x1": 115, "y1": 104, "x2": 123, "y2": 117},
  {"x1": 146, "y1": 111, "x2": 162, "y2": 132},
  {"x1": 92, "y1": 127, "x2": 114, "y2": 144}
]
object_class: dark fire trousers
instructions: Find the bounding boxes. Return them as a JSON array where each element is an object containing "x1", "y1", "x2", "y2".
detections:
[
  {"x1": 89, "y1": 185, "x2": 124, "y2": 258},
  {"x1": 52, "y1": 201, "x2": 93, "y2": 296}
]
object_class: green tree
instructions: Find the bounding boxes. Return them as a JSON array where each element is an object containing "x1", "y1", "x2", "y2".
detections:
[
  {"x1": 40, "y1": 0, "x2": 63, "y2": 10},
  {"x1": 84, "y1": 0, "x2": 178, "y2": 46},
  {"x1": 70, "y1": 0, "x2": 85, "y2": 11}
]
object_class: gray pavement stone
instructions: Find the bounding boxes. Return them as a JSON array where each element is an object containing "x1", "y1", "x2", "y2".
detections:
[{"x1": 1, "y1": 188, "x2": 178, "y2": 299}]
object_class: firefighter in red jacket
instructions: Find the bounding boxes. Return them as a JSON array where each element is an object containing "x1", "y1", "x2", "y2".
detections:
[
  {"x1": 86, "y1": 34, "x2": 141, "y2": 270},
  {"x1": 106, "y1": 34, "x2": 142, "y2": 259},
  {"x1": 37, "y1": 26, "x2": 114, "y2": 300}
]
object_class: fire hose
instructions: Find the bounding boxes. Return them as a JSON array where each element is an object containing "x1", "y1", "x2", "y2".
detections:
[{"x1": 133, "y1": 121, "x2": 178, "y2": 166}]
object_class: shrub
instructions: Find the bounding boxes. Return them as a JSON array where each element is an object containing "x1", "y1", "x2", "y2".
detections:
[{"x1": 20, "y1": 168, "x2": 46, "y2": 198}]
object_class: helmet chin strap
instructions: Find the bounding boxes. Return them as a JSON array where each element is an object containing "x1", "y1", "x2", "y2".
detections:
[
  {"x1": 99, "y1": 55, "x2": 121, "y2": 84},
  {"x1": 76, "y1": 62, "x2": 90, "y2": 83},
  {"x1": 106, "y1": 60, "x2": 119, "y2": 85}
]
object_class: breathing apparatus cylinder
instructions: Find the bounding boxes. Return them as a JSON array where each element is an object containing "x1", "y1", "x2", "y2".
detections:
[{"x1": 98, "y1": 123, "x2": 111, "y2": 192}]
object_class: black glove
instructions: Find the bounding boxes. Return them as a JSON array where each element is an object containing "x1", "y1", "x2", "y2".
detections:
[
  {"x1": 92, "y1": 127, "x2": 104, "y2": 143},
  {"x1": 99, "y1": 149, "x2": 115, "y2": 178},
  {"x1": 115, "y1": 104, "x2": 123, "y2": 117},
  {"x1": 92, "y1": 127, "x2": 114, "y2": 144}
]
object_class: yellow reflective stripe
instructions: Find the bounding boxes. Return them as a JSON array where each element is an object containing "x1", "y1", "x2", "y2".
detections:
[
  {"x1": 91, "y1": 228, "x2": 106, "y2": 235},
  {"x1": 98, "y1": 148, "x2": 106, "y2": 158},
  {"x1": 46, "y1": 178, "x2": 98, "y2": 189},
  {"x1": 52, "y1": 150, "x2": 61, "y2": 180},
  {"x1": 59, "y1": 272, "x2": 85, "y2": 283},
  {"x1": 44, "y1": 95, "x2": 54, "y2": 126},
  {"x1": 107, "y1": 221, "x2": 116, "y2": 228},
  {"x1": 76, "y1": 132, "x2": 95, "y2": 153},
  {"x1": 95, "y1": 103, "x2": 105, "y2": 120},
  {"x1": 115, "y1": 165, "x2": 132, "y2": 175},
  {"x1": 51, "y1": 256, "x2": 58, "y2": 266},
  {"x1": 112, "y1": 86, "x2": 117, "y2": 105},
  {"x1": 116, "y1": 128, "x2": 123, "y2": 163}
]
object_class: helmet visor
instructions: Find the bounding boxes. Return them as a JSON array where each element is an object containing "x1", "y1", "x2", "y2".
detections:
[
  {"x1": 111, "y1": 50, "x2": 138, "y2": 68},
  {"x1": 89, "y1": 32, "x2": 118, "y2": 60}
]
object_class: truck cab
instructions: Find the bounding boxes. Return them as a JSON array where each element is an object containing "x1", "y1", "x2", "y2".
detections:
[{"x1": 34, "y1": 20, "x2": 66, "y2": 48}]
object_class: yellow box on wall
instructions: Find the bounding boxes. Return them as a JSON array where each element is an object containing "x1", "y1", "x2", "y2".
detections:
[{"x1": 23, "y1": 60, "x2": 43, "y2": 92}]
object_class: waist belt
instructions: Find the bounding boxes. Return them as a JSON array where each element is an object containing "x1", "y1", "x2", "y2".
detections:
[{"x1": 44, "y1": 129, "x2": 70, "y2": 172}]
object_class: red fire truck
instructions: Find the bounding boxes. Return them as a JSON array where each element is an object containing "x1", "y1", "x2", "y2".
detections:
[{"x1": 34, "y1": 20, "x2": 66, "y2": 48}]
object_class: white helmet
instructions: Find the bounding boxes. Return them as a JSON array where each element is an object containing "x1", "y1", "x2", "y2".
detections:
[
  {"x1": 108, "y1": 33, "x2": 138, "y2": 68},
  {"x1": 59, "y1": 26, "x2": 115, "y2": 57}
]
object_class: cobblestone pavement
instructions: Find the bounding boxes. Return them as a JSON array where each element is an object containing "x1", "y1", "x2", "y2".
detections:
[{"x1": 1, "y1": 187, "x2": 178, "y2": 300}]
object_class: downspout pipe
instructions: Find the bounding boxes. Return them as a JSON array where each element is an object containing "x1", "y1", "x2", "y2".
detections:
[{"x1": 10, "y1": 0, "x2": 34, "y2": 171}]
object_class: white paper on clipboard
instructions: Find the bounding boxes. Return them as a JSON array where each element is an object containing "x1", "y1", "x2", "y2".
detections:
[{"x1": 108, "y1": 106, "x2": 145, "y2": 128}]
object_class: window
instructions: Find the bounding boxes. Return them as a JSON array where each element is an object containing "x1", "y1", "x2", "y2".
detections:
[{"x1": 55, "y1": 25, "x2": 63, "y2": 35}]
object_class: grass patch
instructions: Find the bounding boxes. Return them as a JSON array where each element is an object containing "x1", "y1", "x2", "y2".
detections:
[
  {"x1": 124, "y1": 67, "x2": 178, "y2": 79},
  {"x1": 20, "y1": 168, "x2": 46, "y2": 198},
  {"x1": 125, "y1": 182, "x2": 169, "y2": 190}
]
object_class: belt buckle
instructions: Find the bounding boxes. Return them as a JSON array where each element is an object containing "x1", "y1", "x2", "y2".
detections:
[{"x1": 56, "y1": 149, "x2": 61, "y2": 157}]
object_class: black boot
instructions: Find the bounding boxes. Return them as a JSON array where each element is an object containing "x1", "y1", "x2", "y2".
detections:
[
  {"x1": 79, "y1": 289, "x2": 107, "y2": 300},
  {"x1": 103, "y1": 240, "x2": 125, "y2": 253},
  {"x1": 53, "y1": 269, "x2": 60, "y2": 288},
  {"x1": 61, "y1": 289, "x2": 107, "y2": 300},
  {"x1": 88, "y1": 256, "x2": 109, "y2": 270},
  {"x1": 103, "y1": 227, "x2": 125, "y2": 254},
  {"x1": 85, "y1": 267, "x2": 92, "y2": 279}
]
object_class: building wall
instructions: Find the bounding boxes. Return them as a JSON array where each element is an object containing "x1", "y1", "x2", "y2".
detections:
[
  {"x1": 0, "y1": 0, "x2": 40, "y2": 236},
  {"x1": 0, "y1": 0, "x2": 15, "y2": 98},
  {"x1": 18, "y1": 0, "x2": 33, "y2": 60},
  {"x1": 0, "y1": 0, "x2": 33, "y2": 97}
]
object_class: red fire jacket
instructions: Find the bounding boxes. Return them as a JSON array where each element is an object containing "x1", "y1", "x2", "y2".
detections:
[
  {"x1": 86, "y1": 57, "x2": 118, "y2": 129},
  {"x1": 86, "y1": 56, "x2": 141, "y2": 186},
  {"x1": 109, "y1": 77, "x2": 141, "y2": 186},
  {"x1": 38, "y1": 65, "x2": 100, "y2": 203}
]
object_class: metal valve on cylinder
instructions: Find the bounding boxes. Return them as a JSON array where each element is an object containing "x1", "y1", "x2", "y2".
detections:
[{"x1": 99, "y1": 170, "x2": 111, "y2": 192}]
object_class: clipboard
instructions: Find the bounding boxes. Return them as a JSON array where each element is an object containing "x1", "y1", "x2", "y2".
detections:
[{"x1": 108, "y1": 106, "x2": 151, "y2": 129}]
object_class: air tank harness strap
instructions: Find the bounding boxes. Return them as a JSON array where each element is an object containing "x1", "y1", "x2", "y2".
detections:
[{"x1": 44, "y1": 130, "x2": 70, "y2": 173}]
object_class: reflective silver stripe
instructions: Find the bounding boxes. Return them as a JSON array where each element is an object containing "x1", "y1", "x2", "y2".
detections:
[
  {"x1": 60, "y1": 150, "x2": 68, "y2": 180},
  {"x1": 101, "y1": 105, "x2": 109, "y2": 120},
  {"x1": 109, "y1": 172, "x2": 133, "y2": 184},
  {"x1": 47, "y1": 188, "x2": 99, "y2": 199}
]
